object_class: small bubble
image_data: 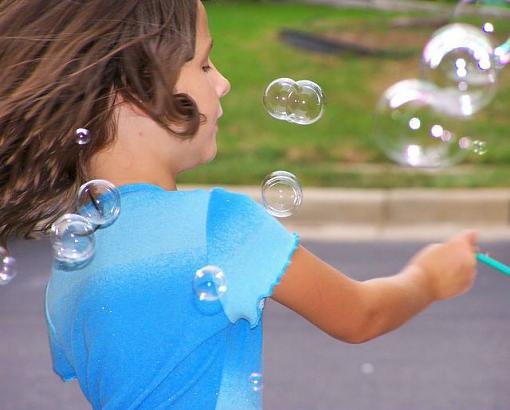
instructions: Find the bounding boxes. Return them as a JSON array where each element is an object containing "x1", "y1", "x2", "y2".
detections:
[
  {"x1": 261, "y1": 171, "x2": 303, "y2": 218},
  {"x1": 361, "y1": 362, "x2": 375, "y2": 375},
  {"x1": 51, "y1": 214, "x2": 95, "y2": 269},
  {"x1": 77, "y1": 179, "x2": 121, "y2": 227},
  {"x1": 472, "y1": 139, "x2": 487, "y2": 155},
  {"x1": 248, "y1": 372, "x2": 263, "y2": 392},
  {"x1": 75, "y1": 128, "x2": 91, "y2": 145},
  {"x1": 459, "y1": 136, "x2": 473, "y2": 150},
  {"x1": 193, "y1": 265, "x2": 227, "y2": 314},
  {"x1": 0, "y1": 251, "x2": 17, "y2": 285}
]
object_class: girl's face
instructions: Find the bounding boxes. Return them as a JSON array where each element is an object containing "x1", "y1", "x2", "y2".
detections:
[
  {"x1": 174, "y1": 1, "x2": 231, "y2": 170},
  {"x1": 103, "y1": 2, "x2": 230, "y2": 189}
]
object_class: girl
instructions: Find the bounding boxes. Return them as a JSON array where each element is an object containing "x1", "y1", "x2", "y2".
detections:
[{"x1": 0, "y1": 0, "x2": 478, "y2": 409}]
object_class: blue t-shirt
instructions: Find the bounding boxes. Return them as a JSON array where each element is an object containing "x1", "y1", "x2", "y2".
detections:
[{"x1": 45, "y1": 183, "x2": 299, "y2": 410}]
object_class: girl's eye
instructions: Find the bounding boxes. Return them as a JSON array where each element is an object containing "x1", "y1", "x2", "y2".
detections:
[{"x1": 202, "y1": 59, "x2": 213, "y2": 73}]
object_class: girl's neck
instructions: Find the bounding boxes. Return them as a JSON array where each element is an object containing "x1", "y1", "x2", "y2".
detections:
[{"x1": 87, "y1": 149, "x2": 178, "y2": 192}]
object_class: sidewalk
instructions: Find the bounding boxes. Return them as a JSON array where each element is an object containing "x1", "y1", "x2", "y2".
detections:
[
  {"x1": 182, "y1": 185, "x2": 510, "y2": 241},
  {"x1": 303, "y1": 0, "x2": 510, "y2": 16},
  {"x1": 302, "y1": 0, "x2": 452, "y2": 13}
]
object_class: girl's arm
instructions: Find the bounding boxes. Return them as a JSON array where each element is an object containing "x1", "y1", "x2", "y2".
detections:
[{"x1": 271, "y1": 231, "x2": 477, "y2": 344}]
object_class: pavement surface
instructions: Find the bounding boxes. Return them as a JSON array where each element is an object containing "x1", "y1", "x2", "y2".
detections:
[{"x1": 1, "y1": 238, "x2": 509, "y2": 410}]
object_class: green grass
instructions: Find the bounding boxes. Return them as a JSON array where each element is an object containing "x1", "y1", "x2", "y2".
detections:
[{"x1": 178, "y1": 1, "x2": 510, "y2": 188}]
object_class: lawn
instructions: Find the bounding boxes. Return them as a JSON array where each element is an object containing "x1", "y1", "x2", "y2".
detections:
[{"x1": 178, "y1": 1, "x2": 510, "y2": 188}]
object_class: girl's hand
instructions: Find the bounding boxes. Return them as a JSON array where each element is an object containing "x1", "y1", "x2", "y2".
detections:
[{"x1": 408, "y1": 230, "x2": 478, "y2": 301}]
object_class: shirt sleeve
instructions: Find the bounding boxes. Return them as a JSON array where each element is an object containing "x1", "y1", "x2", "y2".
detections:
[
  {"x1": 47, "y1": 327, "x2": 77, "y2": 382},
  {"x1": 206, "y1": 188, "x2": 300, "y2": 328},
  {"x1": 45, "y1": 285, "x2": 77, "y2": 382}
]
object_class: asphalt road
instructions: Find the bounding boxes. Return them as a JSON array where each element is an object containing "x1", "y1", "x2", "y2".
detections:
[{"x1": 1, "y1": 239, "x2": 509, "y2": 410}]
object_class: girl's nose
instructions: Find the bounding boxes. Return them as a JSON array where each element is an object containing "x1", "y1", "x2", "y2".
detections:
[{"x1": 217, "y1": 72, "x2": 231, "y2": 98}]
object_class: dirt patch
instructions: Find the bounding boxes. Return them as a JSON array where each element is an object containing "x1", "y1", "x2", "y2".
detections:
[{"x1": 320, "y1": 26, "x2": 431, "y2": 52}]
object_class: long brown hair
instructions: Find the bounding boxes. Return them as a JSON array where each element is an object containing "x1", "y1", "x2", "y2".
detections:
[{"x1": 0, "y1": 0, "x2": 200, "y2": 244}]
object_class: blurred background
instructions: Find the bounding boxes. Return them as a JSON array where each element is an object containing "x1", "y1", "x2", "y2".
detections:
[{"x1": 178, "y1": 0, "x2": 510, "y2": 188}]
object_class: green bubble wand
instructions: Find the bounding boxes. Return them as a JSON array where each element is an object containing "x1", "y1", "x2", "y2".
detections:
[{"x1": 476, "y1": 253, "x2": 510, "y2": 278}]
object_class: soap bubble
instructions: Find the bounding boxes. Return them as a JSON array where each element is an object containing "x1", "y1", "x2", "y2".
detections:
[
  {"x1": 261, "y1": 171, "x2": 303, "y2": 218},
  {"x1": 263, "y1": 78, "x2": 325, "y2": 125},
  {"x1": 472, "y1": 139, "x2": 488, "y2": 154},
  {"x1": 374, "y1": 79, "x2": 481, "y2": 168},
  {"x1": 361, "y1": 363, "x2": 375, "y2": 375},
  {"x1": 421, "y1": 23, "x2": 499, "y2": 115},
  {"x1": 75, "y1": 128, "x2": 91, "y2": 145},
  {"x1": 263, "y1": 78, "x2": 297, "y2": 121},
  {"x1": 287, "y1": 80, "x2": 325, "y2": 125},
  {"x1": 193, "y1": 265, "x2": 227, "y2": 302},
  {"x1": 51, "y1": 214, "x2": 96, "y2": 269},
  {"x1": 248, "y1": 372, "x2": 263, "y2": 392},
  {"x1": 77, "y1": 179, "x2": 121, "y2": 228},
  {"x1": 0, "y1": 248, "x2": 17, "y2": 285}
]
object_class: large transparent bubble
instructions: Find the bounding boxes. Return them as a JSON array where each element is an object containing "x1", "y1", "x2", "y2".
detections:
[
  {"x1": 261, "y1": 171, "x2": 303, "y2": 218},
  {"x1": 51, "y1": 214, "x2": 96, "y2": 270},
  {"x1": 77, "y1": 179, "x2": 121, "y2": 228},
  {"x1": 263, "y1": 78, "x2": 325, "y2": 125},
  {"x1": 421, "y1": 23, "x2": 499, "y2": 115},
  {"x1": 374, "y1": 79, "x2": 486, "y2": 168}
]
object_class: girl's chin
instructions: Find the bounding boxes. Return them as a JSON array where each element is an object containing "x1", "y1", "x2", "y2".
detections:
[
  {"x1": 206, "y1": 144, "x2": 218, "y2": 163},
  {"x1": 201, "y1": 138, "x2": 217, "y2": 165}
]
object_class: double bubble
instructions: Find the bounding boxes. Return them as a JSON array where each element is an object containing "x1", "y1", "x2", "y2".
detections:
[
  {"x1": 51, "y1": 179, "x2": 121, "y2": 270},
  {"x1": 263, "y1": 78, "x2": 325, "y2": 125}
]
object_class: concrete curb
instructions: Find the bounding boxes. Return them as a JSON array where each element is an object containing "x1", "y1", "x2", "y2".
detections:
[
  {"x1": 302, "y1": 0, "x2": 452, "y2": 13},
  {"x1": 181, "y1": 185, "x2": 510, "y2": 241},
  {"x1": 302, "y1": 0, "x2": 510, "y2": 17}
]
